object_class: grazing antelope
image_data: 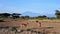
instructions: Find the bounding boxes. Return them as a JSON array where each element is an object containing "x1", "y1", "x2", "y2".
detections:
[{"x1": 36, "y1": 21, "x2": 41, "y2": 27}]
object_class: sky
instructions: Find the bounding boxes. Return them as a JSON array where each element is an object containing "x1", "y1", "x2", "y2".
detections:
[{"x1": 0, "y1": 0, "x2": 60, "y2": 17}]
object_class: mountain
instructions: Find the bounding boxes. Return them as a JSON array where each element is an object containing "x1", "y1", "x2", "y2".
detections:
[
  {"x1": 21, "y1": 11, "x2": 55, "y2": 17},
  {"x1": 22, "y1": 11, "x2": 40, "y2": 17}
]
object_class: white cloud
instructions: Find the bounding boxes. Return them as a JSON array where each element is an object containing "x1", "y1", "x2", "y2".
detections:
[
  {"x1": 0, "y1": 7, "x2": 55, "y2": 16},
  {"x1": 0, "y1": 7, "x2": 40, "y2": 13}
]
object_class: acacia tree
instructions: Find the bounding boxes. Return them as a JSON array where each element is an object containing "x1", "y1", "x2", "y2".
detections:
[
  {"x1": 24, "y1": 16, "x2": 29, "y2": 19},
  {"x1": 11, "y1": 13, "x2": 21, "y2": 19},
  {"x1": 20, "y1": 16, "x2": 30, "y2": 19},
  {"x1": 37, "y1": 15, "x2": 47, "y2": 18},
  {"x1": 0, "y1": 13, "x2": 11, "y2": 18},
  {"x1": 55, "y1": 10, "x2": 60, "y2": 18}
]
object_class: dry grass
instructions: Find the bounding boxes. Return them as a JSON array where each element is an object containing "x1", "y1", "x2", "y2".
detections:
[{"x1": 0, "y1": 19, "x2": 60, "y2": 34}]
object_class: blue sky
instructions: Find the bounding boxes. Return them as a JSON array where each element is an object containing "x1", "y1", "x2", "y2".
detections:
[{"x1": 0, "y1": 0, "x2": 60, "y2": 17}]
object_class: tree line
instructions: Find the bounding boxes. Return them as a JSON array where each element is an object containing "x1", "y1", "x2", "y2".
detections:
[
  {"x1": 0, "y1": 13, "x2": 30, "y2": 19},
  {"x1": 0, "y1": 10, "x2": 60, "y2": 19},
  {"x1": 0, "y1": 13, "x2": 21, "y2": 19}
]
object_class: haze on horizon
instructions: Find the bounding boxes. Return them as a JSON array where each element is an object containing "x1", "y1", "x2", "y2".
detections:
[{"x1": 0, "y1": 0, "x2": 60, "y2": 17}]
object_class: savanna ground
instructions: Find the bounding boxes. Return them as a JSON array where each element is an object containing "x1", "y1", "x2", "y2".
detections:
[{"x1": 0, "y1": 19, "x2": 60, "y2": 34}]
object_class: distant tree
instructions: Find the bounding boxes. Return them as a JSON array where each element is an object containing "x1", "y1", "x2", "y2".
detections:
[
  {"x1": 20, "y1": 16, "x2": 25, "y2": 19},
  {"x1": 43, "y1": 15, "x2": 47, "y2": 18},
  {"x1": 55, "y1": 10, "x2": 60, "y2": 18},
  {"x1": 0, "y1": 13, "x2": 11, "y2": 18},
  {"x1": 21, "y1": 16, "x2": 29, "y2": 19},
  {"x1": 11, "y1": 13, "x2": 21, "y2": 19},
  {"x1": 24, "y1": 16, "x2": 29, "y2": 19},
  {"x1": 37, "y1": 15, "x2": 47, "y2": 18}
]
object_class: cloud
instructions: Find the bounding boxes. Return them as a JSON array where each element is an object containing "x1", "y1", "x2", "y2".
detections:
[
  {"x1": 0, "y1": 7, "x2": 40, "y2": 13},
  {"x1": 0, "y1": 7, "x2": 25, "y2": 13},
  {"x1": 0, "y1": 6, "x2": 56, "y2": 16}
]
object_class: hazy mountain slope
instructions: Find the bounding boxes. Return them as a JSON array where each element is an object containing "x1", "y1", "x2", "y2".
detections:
[
  {"x1": 22, "y1": 11, "x2": 55, "y2": 17},
  {"x1": 22, "y1": 11, "x2": 40, "y2": 17}
]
